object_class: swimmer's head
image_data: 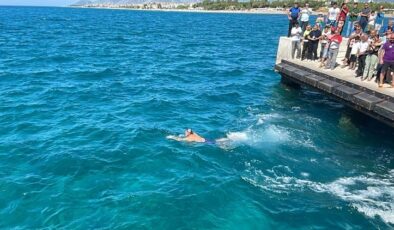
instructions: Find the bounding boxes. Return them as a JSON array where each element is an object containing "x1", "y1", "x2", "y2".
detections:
[{"x1": 185, "y1": 128, "x2": 193, "y2": 136}]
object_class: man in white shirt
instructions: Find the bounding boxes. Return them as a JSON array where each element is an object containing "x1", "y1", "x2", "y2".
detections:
[
  {"x1": 291, "y1": 23, "x2": 303, "y2": 59},
  {"x1": 300, "y1": 3, "x2": 312, "y2": 32},
  {"x1": 327, "y1": 2, "x2": 340, "y2": 26}
]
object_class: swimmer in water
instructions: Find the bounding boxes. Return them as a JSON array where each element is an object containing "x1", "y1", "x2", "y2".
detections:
[{"x1": 167, "y1": 129, "x2": 216, "y2": 144}]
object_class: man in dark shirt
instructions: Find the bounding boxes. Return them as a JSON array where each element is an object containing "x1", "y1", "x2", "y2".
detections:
[
  {"x1": 360, "y1": 3, "x2": 371, "y2": 32},
  {"x1": 308, "y1": 25, "x2": 322, "y2": 61},
  {"x1": 287, "y1": 2, "x2": 301, "y2": 37}
]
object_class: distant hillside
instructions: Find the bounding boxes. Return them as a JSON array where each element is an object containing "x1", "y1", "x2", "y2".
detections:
[{"x1": 73, "y1": 0, "x2": 199, "y2": 5}]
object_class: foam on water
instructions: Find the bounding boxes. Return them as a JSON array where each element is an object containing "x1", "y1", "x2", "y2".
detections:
[
  {"x1": 243, "y1": 164, "x2": 394, "y2": 224},
  {"x1": 321, "y1": 171, "x2": 394, "y2": 224},
  {"x1": 215, "y1": 124, "x2": 291, "y2": 150}
]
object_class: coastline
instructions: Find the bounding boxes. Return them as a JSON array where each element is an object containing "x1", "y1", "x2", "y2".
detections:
[
  {"x1": 69, "y1": 6, "x2": 394, "y2": 17},
  {"x1": 70, "y1": 6, "x2": 291, "y2": 15}
]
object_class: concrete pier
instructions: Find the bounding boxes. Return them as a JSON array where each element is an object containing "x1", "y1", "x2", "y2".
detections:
[{"x1": 275, "y1": 37, "x2": 394, "y2": 127}]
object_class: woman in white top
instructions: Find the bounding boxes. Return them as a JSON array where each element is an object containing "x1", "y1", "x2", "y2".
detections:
[{"x1": 300, "y1": 3, "x2": 312, "y2": 32}]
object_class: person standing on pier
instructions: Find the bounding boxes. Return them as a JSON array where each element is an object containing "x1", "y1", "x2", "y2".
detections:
[
  {"x1": 287, "y1": 3, "x2": 301, "y2": 37},
  {"x1": 325, "y1": 29, "x2": 343, "y2": 70},
  {"x1": 367, "y1": 11, "x2": 377, "y2": 34},
  {"x1": 327, "y1": 2, "x2": 340, "y2": 27},
  {"x1": 375, "y1": 6, "x2": 385, "y2": 33},
  {"x1": 359, "y1": 3, "x2": 371, "y2": 32},
  {"x1": 308, "y1": 25, "x2": 321, "y2": 61},
  {"x1": 346, "y1": 2, "x2": 359, "y2": 37},
  {"x1": 319, "y1": 26, "x2": 331, "y2": 67},
  {"x1": 356, "y1": 34, "x2": 370, "y2": 78},
  {"x1": 362, "y1": 31, "x2": 381, "y2": 81},
  {"x1": 343, "y1": 24, "x2": 363, "y2": 67},
  {"x1": 316, "y1": 14, "x2": 325, "y2": 30},
  {"x1": 291, "y1": 22, "x2": 303, "y2": 59},
  {"x1": 300, "y1": 3, "x2": 312, "y2": 32},
  {"x1": 375, "y1": 30, "x2": 392, "y2": 82},
  {"x1": 349, "y1": 36, "x2": 361, "y2": 70},
  {"x1": 379, "y1": 33, "x2": 394, "y2": 88},
  {"x1": 337, "y1": 2, "x2": 349, "y2": 35},
  {"x1": 301, "y1": 25, "x2": 312, "y2": 61}
]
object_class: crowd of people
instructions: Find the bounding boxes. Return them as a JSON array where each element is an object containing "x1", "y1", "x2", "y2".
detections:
[{"x1": 287, "y1": 2, "x2": 394, "y2": 88}]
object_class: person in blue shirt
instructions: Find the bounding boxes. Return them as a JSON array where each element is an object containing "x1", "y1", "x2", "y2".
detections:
[
  {"x1": 288, "y1": 2, "x2": 301, "y2": 37},
  {"x1": 376, "y1": 5, "x2": 385, "y2": 33}
]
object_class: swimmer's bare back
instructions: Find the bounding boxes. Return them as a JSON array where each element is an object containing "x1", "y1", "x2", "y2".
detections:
[{"x1": 166, "y1": 135, "x2": 206, "y2": 143}]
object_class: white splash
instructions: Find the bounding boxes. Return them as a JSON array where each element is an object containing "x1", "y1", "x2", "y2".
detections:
[
  {"x1": 226, "y1": 132, "x2": 249, "y2": 142},
  {"x1": 242, "y1": 165, "x2": 394, "y2": 224}
]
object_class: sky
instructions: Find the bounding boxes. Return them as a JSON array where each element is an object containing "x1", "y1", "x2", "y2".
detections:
[{"x1": 0, "y1": 0, "x2": 78, "y2": 6}]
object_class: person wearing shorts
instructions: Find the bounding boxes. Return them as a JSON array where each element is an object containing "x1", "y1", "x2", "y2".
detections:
[
  {"x1": 349, "y1": 36, "x2": 360, "y2": 70},
  {"x1": 379, "y1": 33, "x2": 394, "y2": 87}
]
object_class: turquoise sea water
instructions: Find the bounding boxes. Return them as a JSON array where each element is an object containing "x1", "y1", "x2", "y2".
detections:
[{"x1": 0, "y1": 6, "x2": 393, "y2": 229}]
